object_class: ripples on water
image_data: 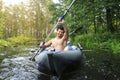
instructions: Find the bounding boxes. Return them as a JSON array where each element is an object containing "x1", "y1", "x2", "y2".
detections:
[
  {"x1": 0, "y1": 57, "x2": 41, "y2": 80},
  {"x1": 0, "y1": 47, "x2": 82, "y2": 80},
  {"x1": 0, "y1": 47, "x2": 120, "y2": 80},
  {"x1": 0, "y1": 47, "x2": 53, "y2": 80}
]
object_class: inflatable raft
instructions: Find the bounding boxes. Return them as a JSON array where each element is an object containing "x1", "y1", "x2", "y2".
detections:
[{"x1": 34, "y1": 43, "x2": 83, "y2": 77}]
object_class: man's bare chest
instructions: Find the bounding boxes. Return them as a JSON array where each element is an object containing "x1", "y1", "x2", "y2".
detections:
[{"x1": 52, "y1": 39, "x2": 64, "y2": 46}]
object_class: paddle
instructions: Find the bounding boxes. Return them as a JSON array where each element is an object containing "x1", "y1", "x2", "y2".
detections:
[{"x1": 30, "y1": 0, "x2": 76, "y2": 61}]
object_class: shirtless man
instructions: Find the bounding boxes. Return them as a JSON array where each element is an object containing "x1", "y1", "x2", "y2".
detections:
[
  {"x1": 35, "y1": 19, "x2": 69, "y2": 70},
  {"x1": 40, "y1": 19, "x2": 68, "y2": 50}
]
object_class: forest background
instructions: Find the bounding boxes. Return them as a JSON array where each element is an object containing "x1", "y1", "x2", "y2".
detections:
[{"x1": 0, "y1": 0, "x2": 120, "y2": 54}]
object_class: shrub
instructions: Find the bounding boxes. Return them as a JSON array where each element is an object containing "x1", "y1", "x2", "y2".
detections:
[
  {"x1": 7, "y1": 35, "x2": 35, "y2": 46},
  {"x1": 0, "y1": 39, "x2": 10, "y2": 48},
  {"x1": 71, "y1": 33, "x2": 120, "y2": 54}
]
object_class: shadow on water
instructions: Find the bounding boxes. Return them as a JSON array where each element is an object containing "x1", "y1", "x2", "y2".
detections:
[
  {"x1": 60, "y1": 50, "x2": 120, "y2": 80},
  {"x1": 0, "y1": 47, "x2": 120, "y2": 80}
]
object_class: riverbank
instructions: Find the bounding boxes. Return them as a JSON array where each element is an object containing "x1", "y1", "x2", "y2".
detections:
[
  {"x1": 0, "y1": 33, "x2": 120, "y2": 54},
  {"x1": 0, "y1": 35, "x2": 38, "y2": 50},
  {"x1": 72, "y1": 33, "x2": 120, "y2": 54}
]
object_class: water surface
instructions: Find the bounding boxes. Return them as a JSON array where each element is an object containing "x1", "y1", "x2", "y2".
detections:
[{"x1": 0, "y1": 47, "x2": 120, "y2": 80}]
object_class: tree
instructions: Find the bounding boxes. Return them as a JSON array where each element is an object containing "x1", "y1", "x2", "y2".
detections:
[
  {"x1": 1, "y1": 0, "x2": 54, "y2": 41},
  {"x1": 58, "y1": 0, "x2": 120, "y2": 34},
  {"x1": 0, "y1": 0, "x2": 5, "y2": 39}
]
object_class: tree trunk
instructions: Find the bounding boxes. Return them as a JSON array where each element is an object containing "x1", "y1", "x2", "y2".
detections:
[{"x1": 106, "y1": 7, "x2": 115, "y2": 33}]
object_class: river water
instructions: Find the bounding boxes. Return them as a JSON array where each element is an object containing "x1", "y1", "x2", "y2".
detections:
[{"x1": 0, "y1": 46, "x2": 120, "y2": 80}]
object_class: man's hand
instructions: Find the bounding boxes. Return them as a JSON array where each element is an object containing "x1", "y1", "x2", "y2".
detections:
[
  {"x1": 58, "y1": 18, "x2": 64, "y2": 24},
  {"x1": 39, "y1": 41, "x2": 45, "y2": 48}
]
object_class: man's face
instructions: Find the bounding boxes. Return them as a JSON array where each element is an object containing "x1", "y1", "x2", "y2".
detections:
[{"x1": 57, "y1": 29, "x2": 64, "y2": 38}]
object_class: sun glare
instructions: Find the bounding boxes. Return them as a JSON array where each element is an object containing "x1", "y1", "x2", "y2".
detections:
[
  {"x1": 2, "y1": 0, "x2": 28, "y2": 6},
  {"x1": 2, "y1": 0, "x2": 59, "y2": 6},
  {"x1": 53, "y1": 0, "x2": 59, "y2": 3}
]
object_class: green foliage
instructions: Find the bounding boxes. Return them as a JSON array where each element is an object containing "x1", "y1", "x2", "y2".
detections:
[
  {"x1": 50, "y1": 32, "x2": 56, "y2": 38},
  {"x1": 0, "y1": 39, "x2": 10, "y2": 48},
  {"x1": 0, "y1": 0, "x2": 53, "y2": 40},
  {"x1": 72, "y1": 33, "x2": 120, "y2": 54},
  {"x1": 61, "y1": 0, "x2": 120, "y2": 33},
  {"x1": 0, "y1": 9, "x2": 4, "y2": 39},
  {"x1": 7, "y1": 35, "x2": 36, "y2": 46},
  {"x1": 110, "y1": 39, "x2": 120, "y2": 54},
  {"x1": 0, "y1": 0, "x2": 119, "y2": 51}
]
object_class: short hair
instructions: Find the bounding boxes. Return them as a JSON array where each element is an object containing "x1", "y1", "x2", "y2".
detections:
[{"x1": 57, "y1": 23, "x2": 64, "y2": 31}]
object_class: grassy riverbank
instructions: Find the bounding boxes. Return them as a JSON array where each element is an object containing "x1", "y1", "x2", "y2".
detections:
[
  {"x1": 0, "y1": 35, "x2": 37, "y2": 50},
  {"x1": 72, "y1": 33, "x2": 120, "y2": 54},
  {"x1": 0, "y1": 33, "x2": 120, "y2": 54}
]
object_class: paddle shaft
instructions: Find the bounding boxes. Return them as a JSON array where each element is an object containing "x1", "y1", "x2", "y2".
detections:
[
  {"x1": 31, "y1": 0, "x2": 76, "y2": 61},
  {"x1": 45, "y1": 0, "x2": 76, "y2": 42},
  {"x1": 30, "y1": 48, "x2": 41, "y2": 61}
]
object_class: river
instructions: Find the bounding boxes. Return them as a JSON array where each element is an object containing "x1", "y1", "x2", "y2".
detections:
[{"x1": 0, "y1": 46, "x2": 120, "y2": 80}]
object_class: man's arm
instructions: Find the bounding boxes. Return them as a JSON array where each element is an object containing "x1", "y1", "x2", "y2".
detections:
[
  {"x1": 62, "y1": 23, "x2": 68, "y2": 41},
  {"x1": 58, "y1": 18, "x2": 68, "y2": 41},
  {"x1": 40, "y1": 39, "x2": 52, "y2": 48}
]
